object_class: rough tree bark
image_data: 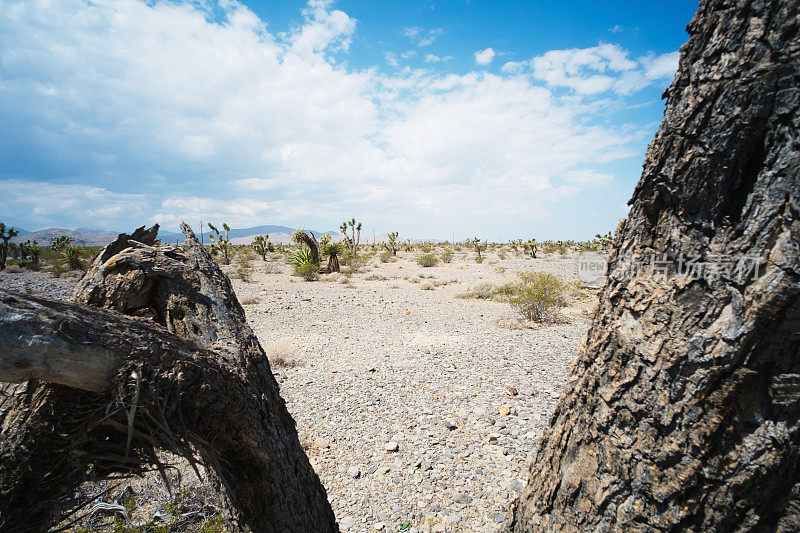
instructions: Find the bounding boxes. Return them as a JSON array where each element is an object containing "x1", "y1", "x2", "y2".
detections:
[
  {"x1": 507, "y1": 0, "x2": 800, "y2": 531},
  {"x1": 0, "y1": 224, "x2": 337, "y2": 532}
]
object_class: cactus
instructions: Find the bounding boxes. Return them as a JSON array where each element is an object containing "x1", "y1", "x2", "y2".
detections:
[
  {"x1": 383, "y1": 231, "x2": 399, "y2": 256},
  {"x1": 208, "y1": 223, "x2": 232, "y2": 264},
  {"x1": 251, "y1": 235, "x2": 272, "y2": 261},
  {"x1": 0, "y1": 222, "x2": 20, "y2": 270}
]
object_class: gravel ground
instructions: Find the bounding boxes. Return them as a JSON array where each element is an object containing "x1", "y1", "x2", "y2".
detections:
[{"x1": 0, "y1": 250, "x2": 594, "y2": 532}]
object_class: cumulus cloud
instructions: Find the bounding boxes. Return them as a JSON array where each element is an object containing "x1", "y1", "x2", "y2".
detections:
[
  {"x1": 530, "y1": 44, "x2": 678, "y2": 94},
  {"x1": 0, "y1": 0, "x2": 674, "y2": 238},
  {"x1": 474, "y1": 47, "x2": 496, "y2": 65}
]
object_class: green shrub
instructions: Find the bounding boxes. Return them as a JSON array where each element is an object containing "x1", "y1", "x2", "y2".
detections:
[
  {"x1": 379, "y1": 250, "x2": 392, "y2": 263},
  {"x1": 505, "y1": 272, "x2": 567, "y2": 322},
  {"x1": 416, "y1": 252, "x2": 438, "y2": 267},
  {"x1": 440, "y1": 250, "x2": 453, "y2": 263},
  {"x1": 62, "y1": 246, "x2": 83, "y2": 270}
]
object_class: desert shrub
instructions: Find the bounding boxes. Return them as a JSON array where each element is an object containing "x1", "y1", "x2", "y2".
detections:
[
  {"x1": 456, "y1": 282, "x2": 499, "y2": 300},
  {"x1": 340, "y1": 265, "x2": 354, "y2": 278},
  {"x1": 379, "y1": 250, "x2": 392, "y2": 263},
  {"x1": 440, "y1": 250, "x2": 453, "y2": 263},
  {"x1": 293, "y1": 261, "x2": 319, "y2": 281},
  {"x1": 497, "y1": 250, "x2": 506, "y2": 260},
  {"x1": 416, "y1": 252, "x2": 438, "y2": 267},
  {"x1": 505, "y1": 272, "x2": 567, "y2": 322},
  {"x1": 62, "y1": 246, "x2": 83, "y2": 270},
  {"x1": 235, "y1": 256, "x2": 252, "y2": 282}
]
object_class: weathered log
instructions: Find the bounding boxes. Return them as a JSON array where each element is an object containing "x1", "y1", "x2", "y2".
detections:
[
  {"x1": 0, "y1": 224, "x2": 337, "y2": 532},
  {"x1": 508, "y1": 0, "x2": 800, "y2": 530}
]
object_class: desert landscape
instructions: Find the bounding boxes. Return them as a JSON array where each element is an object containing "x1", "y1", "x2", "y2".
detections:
[
  {"x1": 0, "y1": 240, "x2": 597, "y2": 532},
  {"x1": 2, "y1": 0, "x2": 799, "y2": 532}
]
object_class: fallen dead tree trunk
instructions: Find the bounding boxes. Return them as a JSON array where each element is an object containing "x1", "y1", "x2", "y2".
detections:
[{"x1": 0, "y1": 224, "x2": 337, "y2": 532}]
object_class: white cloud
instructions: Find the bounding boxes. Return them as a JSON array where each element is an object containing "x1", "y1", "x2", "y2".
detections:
[
  {"x1": 0, "y1": 180, "x2": 147, "y2": 229},
  {"x1": 641, "y1": 51, "x2": 680, "y2": 80},
  {"x1": 474, "y1": 47, "x2": 496, "y2": 66},
  {"x1": 403, "y1": 26, "x2": 444, "y2": 46},
  {"x1": 423, "y1": 53, "x2": 452, "y2": 63},
  {"x1": 0, "y1": 0, "x2": 667, "y2": 238},
  {"x1": 562, "y1": 169, "x2": 614, "y2": 188},
  {"x1": 530, "y1": 43, "x2": 678, "y2": 94}
]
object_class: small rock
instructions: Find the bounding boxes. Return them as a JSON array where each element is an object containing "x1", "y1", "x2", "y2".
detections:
[
  {"x1": 443, "y1": 420, "x2": 457, "y2": 430},
  {"x1": 494, "y1": 513, "x2": 505, "y2": 523},
  {"x1": 340, "y1": 516, "x2": 356, "y2": 529},
  {"x1": 488, "y1": 432, "x2": 501, "y2": 442},
  {"x1": 498, "y1": 406, "x2": 511, "y2": 416},
  {"x1": 446, "y1": 513, "x2": 461, "y2": 524},
  {"x1": 374, "y1": 522, "x2": 385, "y2": 530},
  {"x1": 385, "y1": 441, "x2": 399, "y2": 452},
  {"x1": 453, "y1": 493, "x2": 471, "y2": 504},
  {"x1": 507, "y1": 386, "x2": 518, "y2": 396},
  {"x1": 348, "y1": 466, "x2": 361, "y2": 478}
]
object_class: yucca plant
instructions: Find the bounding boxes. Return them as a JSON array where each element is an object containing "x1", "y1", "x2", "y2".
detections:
[
  {"x1": 292, "y1": 229, "x2": 320, "y2": 266},
  {"x1": 320, "y1": 241, "x2": 344, "y2": 273},
  {"x1": 288, "y1": 246, "x2": 319, "y2": 281}
]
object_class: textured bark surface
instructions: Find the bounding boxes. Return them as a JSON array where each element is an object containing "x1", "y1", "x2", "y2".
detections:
[
  {"x1": 0, "y1": 225, "x2": 337, "y2": 532},
  {"x1": 508, "y1": 0, "x2": 800, "y2": 531}
]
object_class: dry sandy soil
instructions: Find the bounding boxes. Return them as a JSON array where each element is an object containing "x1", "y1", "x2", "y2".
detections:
[{"x1": 0, "y1": 249, "x2": 597, "y2": 532}]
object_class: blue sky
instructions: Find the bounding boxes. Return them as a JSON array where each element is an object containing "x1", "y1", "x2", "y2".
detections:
[{"x1": 0, "y1": 0, "x2": 698, "y2": 240}]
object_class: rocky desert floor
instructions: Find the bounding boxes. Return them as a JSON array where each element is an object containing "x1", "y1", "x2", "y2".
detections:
[{"x1": 0, "y1": 249, "x2": 597, "y2": 532}]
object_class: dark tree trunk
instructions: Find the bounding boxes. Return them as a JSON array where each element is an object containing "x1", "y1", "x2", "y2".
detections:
[
  {"x1": 507, "y1": 0, "x2": 800, "y2": 531},
  {"x1": 0, "y1": 224, "x2": 337, "y2": 532},
  {"x1": 508, "y1": 0, "x2": 800, "y2": 532}
]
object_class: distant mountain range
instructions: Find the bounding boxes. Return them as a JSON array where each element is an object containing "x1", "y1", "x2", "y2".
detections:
[{"x1": 10, "y1": 224, "x2": 341, "y2": 247}]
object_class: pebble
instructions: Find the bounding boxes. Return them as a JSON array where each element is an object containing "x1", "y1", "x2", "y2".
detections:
[
  {"x1": 347, "y1": 466, "x2": 361, "y2": 479},
  {"x1": 10, "y1": 254, "x2": 591, "y2": 531},
  {"x1": 385, "y1": 441, "x2": 399, "y2": 452}
]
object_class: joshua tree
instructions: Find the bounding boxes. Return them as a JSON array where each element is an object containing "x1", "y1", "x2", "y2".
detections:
[
  {"x1": 321, "y1": 241, "x2": 344, "y2": 273},
  {"x1": 403, "y1": 239, "x2": 414, "y2": 252},
  {"x1": 522, "y1": 239, "x2": 537, "y2": 258},
  {"x1": 251, "y1": 234, "x2": 272, "y2": 261},
  {"x1": 594, "y1": 230, "x2": 612, "y2": 250},
  {"x1": 19, "y1": 240, "x2": 41, "y2": 266},
  {"x1": 51, "y1": 235, "x2": 72, "y2": 251},
  {"x1": 383, "y1": 231, "x2": 399, "y2": 256},
  {"x1": 471, "y1": 237, "x2": 485, "y2": 262},
  {"x1": 291, "y1": 229, "x2": 320, "y2": 266},
  {"x1": 0, "y1": 222, "x2": 19, "y2": 270},
  {"x1": 207, "y1": 223, "x2": 231, "y2": 264},
  {"x1": 341, "y1": 218, "x2": 362, "y2": 257}
]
